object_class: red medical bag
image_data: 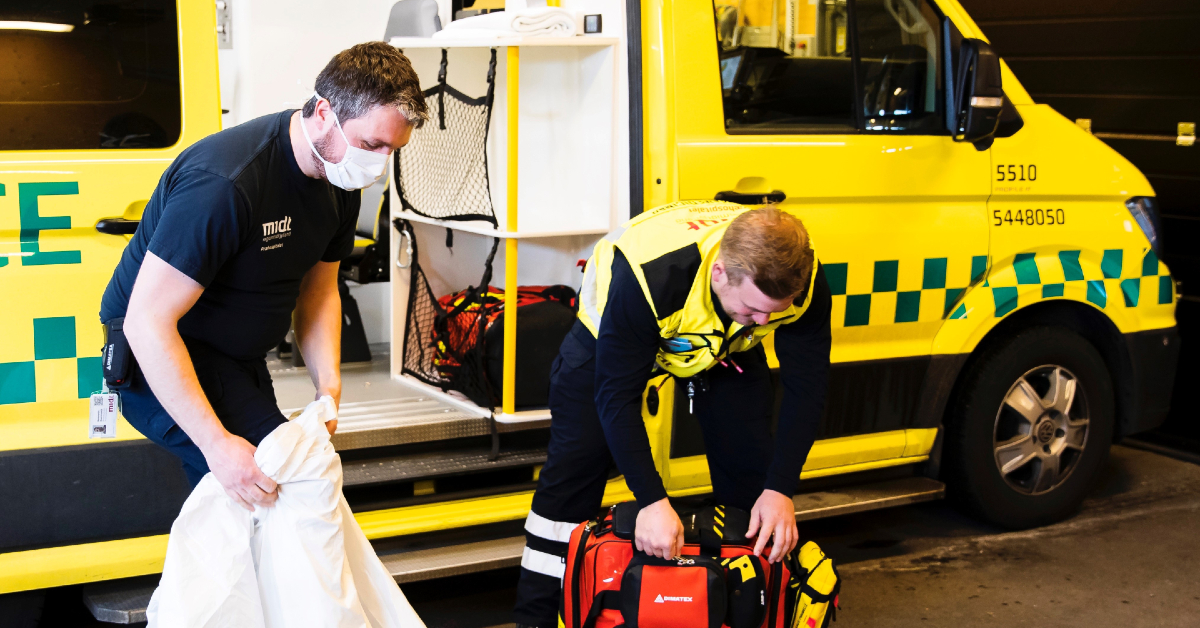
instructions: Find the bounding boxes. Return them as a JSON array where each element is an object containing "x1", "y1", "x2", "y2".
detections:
[{"x1": 563, "y1": 504, "x2": 793, "y2": 628}]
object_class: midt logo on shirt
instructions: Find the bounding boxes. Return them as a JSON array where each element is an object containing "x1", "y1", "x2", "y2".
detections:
[{"x1": 261, "y1": 216, "x2": 293, "y2": 251}]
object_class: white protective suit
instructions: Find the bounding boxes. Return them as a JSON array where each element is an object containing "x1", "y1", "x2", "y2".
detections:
[{"x1": 147, "y1": 397, "x2": 425, "y2": 628}]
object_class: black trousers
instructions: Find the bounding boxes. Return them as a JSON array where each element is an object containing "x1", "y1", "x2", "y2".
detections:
[
  {"x1": 120, "y1": 337, "x2": 287, "y2": 487},
  {"x1": 512, "y1": 334, "x2": 776, "y2": 628}
]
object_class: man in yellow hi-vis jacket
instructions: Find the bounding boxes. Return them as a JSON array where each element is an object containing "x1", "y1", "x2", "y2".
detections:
[{"x1": 513, "y1": 201, "x2": 833, "y2": 628}]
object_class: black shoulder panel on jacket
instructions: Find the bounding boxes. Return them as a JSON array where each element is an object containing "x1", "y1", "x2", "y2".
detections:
[
  {"x1": 794, "y1": 262, "x2": 828, "y2": 307},
  {"x1": 639, "y1": 242, "x2": 703, "y2": 320}
]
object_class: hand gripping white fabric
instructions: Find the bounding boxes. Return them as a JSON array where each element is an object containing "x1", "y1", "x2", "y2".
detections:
[{"x1": 147, "y1": 397, "x2": 426, "y2": 628}]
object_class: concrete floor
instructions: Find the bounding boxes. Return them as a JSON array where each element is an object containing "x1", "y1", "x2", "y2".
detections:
[
  {"x1": 830, "y1": 445, "x2": 1200, "y2": 626},
  {"x1": 401, "y1": 444, "x2": 1200, "y2": 628}
]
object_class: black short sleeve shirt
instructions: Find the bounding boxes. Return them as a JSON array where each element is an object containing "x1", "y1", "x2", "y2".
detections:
[{"x1": 100, "y1": 110, "x2": 361, "y2": 359}]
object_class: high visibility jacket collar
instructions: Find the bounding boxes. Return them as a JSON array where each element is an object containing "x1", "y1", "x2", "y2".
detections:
[{"x1": 579, "y1": 201, "x2": 818, "y2": 378}]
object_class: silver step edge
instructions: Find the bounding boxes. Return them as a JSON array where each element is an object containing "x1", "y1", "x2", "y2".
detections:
[
  {"x1": 793, "y1": 476, "x2": 945, "y2": 521},
  {"x1": 83, "y1": 476, "x2": 945, "y2": 624},
  {"x1": 322, "y1": 397, "x2": 549, "y2": 451}
]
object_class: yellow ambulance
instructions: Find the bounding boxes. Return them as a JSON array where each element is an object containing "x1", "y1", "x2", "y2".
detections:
[{"x1": 0, "y1": 0, "x2": 1179, "y2": 621}]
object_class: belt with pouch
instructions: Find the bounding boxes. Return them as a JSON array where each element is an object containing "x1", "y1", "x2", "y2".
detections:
[{"x1": 102, "y1": 316, "x2": 136, "y2": 389}]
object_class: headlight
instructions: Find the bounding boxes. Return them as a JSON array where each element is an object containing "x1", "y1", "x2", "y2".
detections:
[{"x1": 1125, "y1": 196, "x2": 1162, "y2": 254}]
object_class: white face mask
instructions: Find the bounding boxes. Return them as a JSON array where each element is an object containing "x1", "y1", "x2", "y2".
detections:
[{"x1": 301, "y1": 95, "x2": 389, "y2": 191}]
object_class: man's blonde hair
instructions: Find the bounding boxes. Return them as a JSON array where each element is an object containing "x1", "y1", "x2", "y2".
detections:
[{"x1": 719, "y1": 206, "x2": 814, "y2": 300}]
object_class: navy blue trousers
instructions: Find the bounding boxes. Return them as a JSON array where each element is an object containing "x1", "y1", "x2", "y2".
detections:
[
  {"x1": 512, "y1": 331, "x2": 776, "y2": 628},
  {"x1": 119, "y1": 338, "x2": 287, "y2": 487}
]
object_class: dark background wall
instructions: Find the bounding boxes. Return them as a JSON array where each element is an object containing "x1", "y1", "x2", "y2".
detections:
[{"x1": 958, "y1": 0, "x2": 1198, "y2": 440}]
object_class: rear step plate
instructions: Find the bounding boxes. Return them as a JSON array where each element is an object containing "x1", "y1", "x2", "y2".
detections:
[
  {"x1": 793, "y1": 476, "x2": 945, "y2": 521},
  {"x1": 83, "y1": 577, "x2": 156, "y2": 625},
  {"x1": 82, "y1": 476, "x2": 944, "y2": 623},
  {"x1": 343, "y1": 447, "x2": 548, "y2": 487},
  {"x1": 380, "y1": 536, "x2": 529, "y2": 584}
]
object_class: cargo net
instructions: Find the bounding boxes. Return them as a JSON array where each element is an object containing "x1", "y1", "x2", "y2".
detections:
[
  {"x1": 398, "y1": 219, "x2": 502, "y2": 408},
  {"x1": 396, "y1": 49, "x2": 498, "y2": 226}
]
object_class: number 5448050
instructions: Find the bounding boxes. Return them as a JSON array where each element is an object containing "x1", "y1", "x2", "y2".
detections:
[{"x1": 994, "y1": 208, "x2": 1065, "y2": 226}]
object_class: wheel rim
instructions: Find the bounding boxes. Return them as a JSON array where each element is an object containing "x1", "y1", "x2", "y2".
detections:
[{"x1": 993, "y1": 365, "x2": 1089, "y2": 495}]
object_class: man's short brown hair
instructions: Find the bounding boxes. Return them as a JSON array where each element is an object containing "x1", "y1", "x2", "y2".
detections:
[
  {"x1": 301, "y1": 42, "x2": 429, "y2": 128},
  {"x1": 720, "y1": 206, "x2": 815, "y2": 301}
]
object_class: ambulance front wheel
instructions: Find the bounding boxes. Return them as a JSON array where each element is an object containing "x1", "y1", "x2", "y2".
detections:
[{"x1": 944, "y1": 325, "x2": 1115, "y2": 530}]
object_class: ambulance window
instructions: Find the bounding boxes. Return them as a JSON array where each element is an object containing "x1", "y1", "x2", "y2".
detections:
[
  {"x1": 0, "y1": 0, "x2": 181, "y2": 151},
  {"x1": 714, "y1": 0, "x2": 857, "y2": 134},
  {"x1": 853, "y1": 0, "x2": 945, "y2": 133}
]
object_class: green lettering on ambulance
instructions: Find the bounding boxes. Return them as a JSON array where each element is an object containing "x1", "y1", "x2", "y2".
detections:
[{"x1": 19, "y1": 182, "x2": 81, "y2": 266}]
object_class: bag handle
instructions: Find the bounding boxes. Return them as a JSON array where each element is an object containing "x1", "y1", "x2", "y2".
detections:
[
  {"x1": 696, "y1": 504, "x2": 751, "y2": 556},
  {"x1": 580, "y1": 589, "x2": 621, "y2": 628}
]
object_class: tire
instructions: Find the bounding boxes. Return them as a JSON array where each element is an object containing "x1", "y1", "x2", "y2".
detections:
[
  {"x1": 945, "y1": 325, "x2": 1115, "y2": 529},
  {"x1": 0, "y1": 590, "x2": 44, "y2": 628}
]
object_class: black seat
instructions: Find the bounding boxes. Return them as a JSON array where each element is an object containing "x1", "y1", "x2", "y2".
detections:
[{"x1": 340, "y1": 177, "x2": 392, "y2": 284}]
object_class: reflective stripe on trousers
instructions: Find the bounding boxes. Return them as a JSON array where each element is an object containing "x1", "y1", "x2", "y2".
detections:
[{"x1": 520, "y1": 510, "x2": 574, "y2": 579}]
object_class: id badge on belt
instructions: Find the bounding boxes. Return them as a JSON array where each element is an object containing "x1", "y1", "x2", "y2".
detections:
[{"x1": 89, "y1": 384, "x2": 119, "y2": 439}]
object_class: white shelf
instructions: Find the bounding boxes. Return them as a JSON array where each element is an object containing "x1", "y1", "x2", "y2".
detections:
[
  {"x1": 394, "y1": 210, "x2": 610, "y2": 239},
  {"x1": 390, "y1": 373, "x2": 552, "y2": 425},
  {"x1": 391, "y1": 374, "x2": 491, "y2": 419},
  {"x1": 390, "y1": 23, "x2": 626, "y2": 416},
  {"x1": 494, "y1": 408, "x2": 552, "y2": 424},
  {"x1": 390, "y1": 36, "x2": 619, "y2": 49},
  {"x1": 395, "y1": 44, "x2": 618, "y2": 239}
]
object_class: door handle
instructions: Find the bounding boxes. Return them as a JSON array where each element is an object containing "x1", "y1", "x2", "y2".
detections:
[
  {"x1": 714, "y1": 190, "x2": 787, "y2": 204},
  {"x1": 95, "y1": 218, "x2": 139, "y2": 235}
]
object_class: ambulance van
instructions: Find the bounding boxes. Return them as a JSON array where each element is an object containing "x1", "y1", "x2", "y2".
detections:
[{"x1": 0, "y1": 0, "x2": 1179, "y2": 621}]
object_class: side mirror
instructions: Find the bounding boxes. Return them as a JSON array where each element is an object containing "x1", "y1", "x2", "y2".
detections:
[{"x1": 953, "y1": 38, "x2": 1004, "y2": 150}]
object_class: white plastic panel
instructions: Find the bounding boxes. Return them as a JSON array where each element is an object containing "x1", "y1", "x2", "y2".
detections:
[{"x1": 400, "y1": 41, "x2": 617, "y2": 236}]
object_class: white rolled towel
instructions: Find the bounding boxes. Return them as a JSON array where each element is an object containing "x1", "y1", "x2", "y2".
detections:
[
  {"x1": 509, "y1": 7, "x2": 581, "y2": 36},
  {"x1": 434, "y1": 8, "x2": 581, "y2": 39}
]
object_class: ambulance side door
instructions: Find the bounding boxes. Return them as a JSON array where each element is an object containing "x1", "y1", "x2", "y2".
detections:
[
  {"x1": 662, "y1": 0, "x2": 990, "y2": 480},
  {"x1": 0, "y1": 0, "x2": 218, "y2": 489}
]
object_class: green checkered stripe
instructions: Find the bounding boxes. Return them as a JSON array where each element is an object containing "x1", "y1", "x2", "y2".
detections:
[
  {"x1": 986, "y1": 249, "x2": 1172, "y2": 317},
  {"x1": 826, "y1": 255, "x2": 988, "y2": 327},
  {"x1": 0, "y1": 316, "x2": 102, "y2": 405},
  {"x1": 825, "y1": 249, "x2": 1172, "y2": 328}
]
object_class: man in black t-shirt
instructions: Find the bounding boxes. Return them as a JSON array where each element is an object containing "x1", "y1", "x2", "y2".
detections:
[{"x1": 100, "y1": 43, "x2": 428, "y2": 511}]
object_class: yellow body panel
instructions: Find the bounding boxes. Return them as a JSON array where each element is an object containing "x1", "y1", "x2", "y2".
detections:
[
  {"x1": 931, "y1": 105, "x2": 1171, "y2": 356},
  {"x1": 668, "y1": 1, "x2": 991, "y2": 367},
  {"x1": 0, "y1": 535, "x2": 170, "y2": 595},
  {"x1": 0, "y1": 0, "x2": 222, "y2": 450}
]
